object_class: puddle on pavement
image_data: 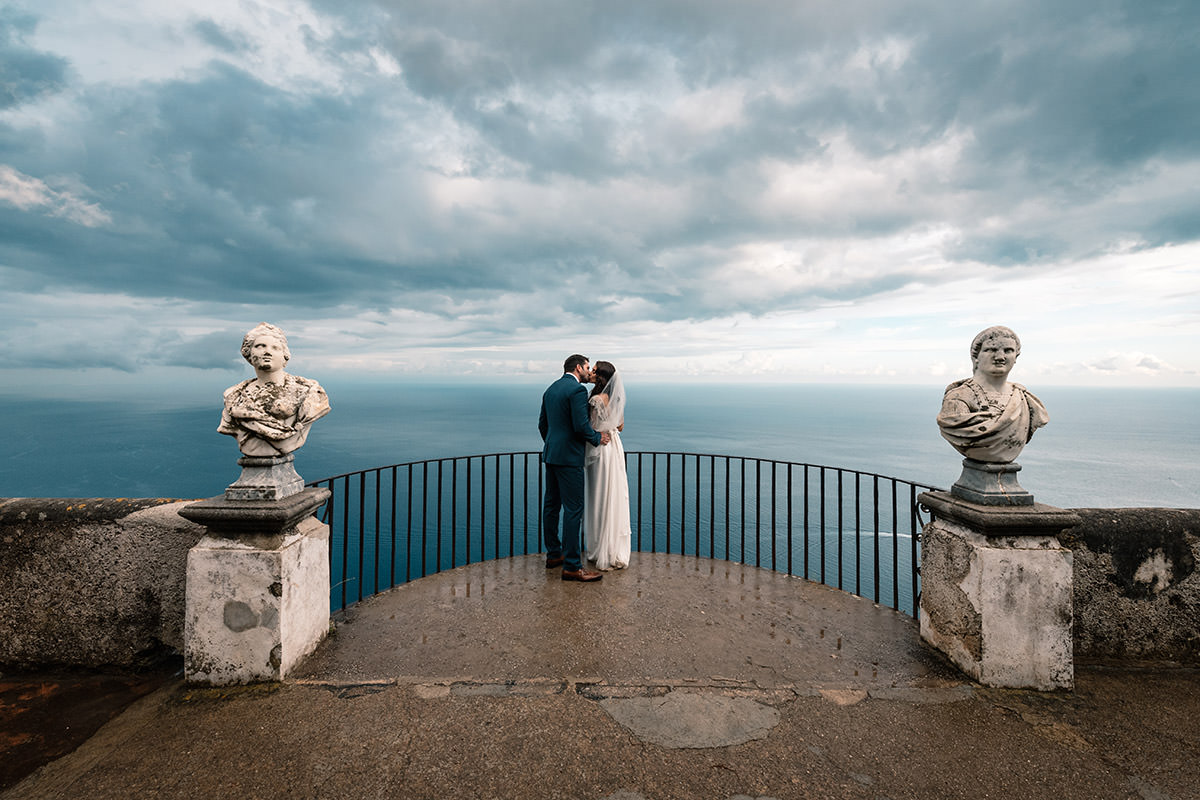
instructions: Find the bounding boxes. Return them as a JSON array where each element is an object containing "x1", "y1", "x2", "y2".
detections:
[{"x1": 0, "y1": 669, "x2": 175, "y2": 792}]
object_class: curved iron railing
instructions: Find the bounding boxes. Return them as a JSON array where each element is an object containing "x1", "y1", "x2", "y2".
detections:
[{"x1": 307, "y1": 452, "x2": 940, "y2": 616}]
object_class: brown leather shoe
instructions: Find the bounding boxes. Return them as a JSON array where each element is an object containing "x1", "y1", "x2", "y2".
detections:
[
  {"x1": 545, "y1": 556, "x2": 564, "y2": 569},
  {"x1": 561, "y1": 568, "x2": 603, "y2": 582}
]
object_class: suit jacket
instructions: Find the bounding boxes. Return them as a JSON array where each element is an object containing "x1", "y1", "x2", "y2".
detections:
[{"x1": 539, "y1": 374, "x2": 603, "y2": 467}]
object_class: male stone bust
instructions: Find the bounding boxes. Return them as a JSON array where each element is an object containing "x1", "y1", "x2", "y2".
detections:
[
  {"x1": 937, "y1": 325, "x2": 1048, "y2": 464},
  {"x1": 218, "y1": 323, "x2": 331, "y2": 457}
]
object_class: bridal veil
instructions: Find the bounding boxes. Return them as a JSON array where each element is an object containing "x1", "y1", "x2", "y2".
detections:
[{"x1": 589, "y1": 369, "x2": 625, "y2": 433}]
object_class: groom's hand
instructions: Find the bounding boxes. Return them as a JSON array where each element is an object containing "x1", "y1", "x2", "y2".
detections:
[{"x1": 600, "y1": 432, "x2": 611, "y2": 445}]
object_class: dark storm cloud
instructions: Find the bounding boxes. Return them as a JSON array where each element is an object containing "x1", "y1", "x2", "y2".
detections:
[
  {"x1": 190, "y1": 19, "x2": 255, "y2": 56},
  {"x1": 0, "y1": 319, "x2": 246, "y2": 372},
  {"x1": 1147, "y1": 211, "x2": 1200, "y2": 246},
  {"x1": 356, "y1": 0, "x2": 1200, "y2": 269},
  {"x1": 0, "y1": 13, "x2": 68, "y2": 109},
  {"x1": 155, "y1": 329, "x2": 247, "y2": 370},
  {"x1": 2, "y1": 0, "x2": 1198, "y2": 337},
  {"x1": 954, "y1": 4, "x2": 1200, "y2": 170},
  {"x1": 944, "y1": 234, "x2": 1070, "y2": 268},
  {"x1": 2, "y1": 58, "x2": 459, "y2": 306}
]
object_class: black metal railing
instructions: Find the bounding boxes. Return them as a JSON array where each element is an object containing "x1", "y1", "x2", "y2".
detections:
[{"x1": 307, "y1": 452, "x2": 940, "y2": 616}]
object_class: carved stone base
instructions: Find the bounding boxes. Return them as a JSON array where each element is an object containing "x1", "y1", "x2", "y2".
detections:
[
  {"x1": 184, "y1": 516, "x2": 330, "y2": 685},
  {"x1": 951, "y1": 458, "x2": 1033, "y2": 506},
  {"x1": 225, "y1": 454, "x2": 304, "y2": 501},
  {"x1": 179, "y1": 487, "x2": 329, "y2": 542},
  {"x1": 918, "y1": 491, "x2": 1078, "y2": 691},
  {"x1": 180, "y1": 487, "x2": 332, "y2": 685}
]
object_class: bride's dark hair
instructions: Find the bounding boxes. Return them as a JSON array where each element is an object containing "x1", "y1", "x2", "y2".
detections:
[{"x1": 591, "y1": 361, "x2": 616, "y2": 398}]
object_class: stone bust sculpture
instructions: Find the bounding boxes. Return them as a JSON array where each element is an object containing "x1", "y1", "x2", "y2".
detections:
[
  {"x1": 936, "y1": 325, "x2": 1048, "y2": 464},
  {"x1": 217, "y1": 323, "x2": 331, "y2": 458}
]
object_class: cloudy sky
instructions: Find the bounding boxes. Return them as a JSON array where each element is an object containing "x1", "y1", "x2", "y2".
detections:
[{"x1": 1, "y1": 0, "x2": 1198, "y2": 392}]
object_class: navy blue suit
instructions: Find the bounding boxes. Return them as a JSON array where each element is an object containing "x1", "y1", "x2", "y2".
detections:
[{"x1": 539, "y1": 374, "x2": 603, "y2": 570}]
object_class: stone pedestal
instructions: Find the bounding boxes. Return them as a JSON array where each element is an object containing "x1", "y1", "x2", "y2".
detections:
[
  {"x1": 950, "y1": 458, "x2": 1034, "y2": 506},
  {"x1": 225, "y1": 454, "x2": 305, "y2": 501},
  {"x1": 918, "y1": 491, "x2": 1080, "y2": 690},
  {"x1": 179, "y1": 487, "x2": 330, "y2": 685}
]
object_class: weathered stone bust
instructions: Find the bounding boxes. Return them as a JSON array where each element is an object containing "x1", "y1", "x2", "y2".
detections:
[
  {"x1": 937, "y1": 325, "x2": 1048, "y2": 464},
  {"x1": 218, "y1": 323, "x2": 331, "y2": 458}
]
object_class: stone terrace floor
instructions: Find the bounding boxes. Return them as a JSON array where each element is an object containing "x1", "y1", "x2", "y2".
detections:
[{"x1": 4, "y1": 553, "x2": 1198, "y2": 800}]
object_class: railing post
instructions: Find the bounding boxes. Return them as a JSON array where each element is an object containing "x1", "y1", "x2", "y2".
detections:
[
  {"x1": 910, "y1": 484, "x2": 921, "y2": 616},
  {"x1": 420, "y1": 462, "x2": 429, "y2": 578},
  {"x1": 872, "y1": 477, "x2": 880, "y2": 604},
  {"x1": 694, "y1": 455, "x2": 701, "y2": 557},
  {"x1": 464, "y1": 458, "x2": 471, "y2": 566},
  {"x1": 357, "y1": 472, "x2": 365, "y2": 603},
  {"x1": 786, "y1": 464, "x2": 793, "y2": 576},
  {"x1": 451, "y1": 459, "x2": 458, "y2": 568},
  {"x1": 373, "y1": 470, "x2": 381, "y2": 597},
  {"x1": 389, "y1": 467, "x2": 397, "y2": 591},
  {"x1": 836, "y1": 470, "x2": 843, "y2": 590},
  {"x1": 405, "y1": 467, "x2": 413, "y2": 585},
  {"x1": 651, "y1": 454, "x2": 658, "y2": 553},
  {"x1": 723, "y1": 456, "x2": 730, "y2": 560}
]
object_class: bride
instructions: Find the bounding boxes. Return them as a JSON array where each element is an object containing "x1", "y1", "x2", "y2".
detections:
[{"x1": 584, "y1": 361, "x2": 631, "y2": 570}]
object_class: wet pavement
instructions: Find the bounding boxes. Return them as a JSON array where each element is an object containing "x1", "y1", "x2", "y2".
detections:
[
  {"x1": 0, "y1": 671, "x2": 173, "y2": 792},
  {"x1": 3, "y1": 553, "x2": 1198, "y2": 800},
  {"x1": 294, "y1": 553, "x2": 959, "y2": 689}
]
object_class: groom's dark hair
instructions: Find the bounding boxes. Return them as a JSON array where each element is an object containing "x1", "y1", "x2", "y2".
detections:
[{"x1": 563, "y1": 354, "x2": 588, "y2": 374}]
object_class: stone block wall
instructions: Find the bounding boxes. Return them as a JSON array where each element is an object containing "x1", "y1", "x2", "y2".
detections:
[
  {"x1": 2, "y1": 497, "x2": 1197, "y2": 670},
  {"x1": 1064, "y1": 508, "x2": 1199, "y2": 663},
  {"x1": 0, "y1": 498, "x2": 206, "y2": 670}
]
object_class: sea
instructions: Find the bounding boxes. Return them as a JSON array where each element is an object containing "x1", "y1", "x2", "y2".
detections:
[{"x1": 2, "y1": 380, "x2": 1197, "y2": 510}]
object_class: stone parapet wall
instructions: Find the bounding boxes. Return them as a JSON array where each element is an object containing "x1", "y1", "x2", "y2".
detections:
[
  {"x1": 0, "y1": 498, "x2": 206, "y2": 670},
  {"x1": 2, "y1": 497, "x2": 1196, "y2": 670},
  {"x1": 1064, "y1": 508, "x2": 1199, "y2": 663}
]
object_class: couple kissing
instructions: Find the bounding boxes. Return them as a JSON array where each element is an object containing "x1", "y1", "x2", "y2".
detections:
[{"x1": 538, "y1": 354, "x2": 632, "y2": 582}]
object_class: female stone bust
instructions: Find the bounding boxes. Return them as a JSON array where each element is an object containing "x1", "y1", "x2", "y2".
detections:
[
  {"x1": 936, "y1": 325, "x2": 1048, "y2": 463},
  {"x1": 217, "y1": 323, "x2": 331, "y2": 457}
]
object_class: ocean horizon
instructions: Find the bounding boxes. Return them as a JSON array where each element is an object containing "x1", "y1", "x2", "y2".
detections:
[{"x1": 2, "y1": 380, "x2": 1197, "y2": 510}]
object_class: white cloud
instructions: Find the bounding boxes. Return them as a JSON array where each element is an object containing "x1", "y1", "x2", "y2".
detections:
[
  {"x1": 21, "y1": 0, "x2": 354, "y2": 92},
  {"x1": 1087, "y1": 352, "x2": 1185, "y2": 376},
  {"x1": 0, "y1": 165, "x2": 112, "y2": 227}
]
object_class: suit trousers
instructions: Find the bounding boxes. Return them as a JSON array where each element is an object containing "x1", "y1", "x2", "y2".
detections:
[{"x1": 543, "y1": 462, "x2": 585, "y2": 571}]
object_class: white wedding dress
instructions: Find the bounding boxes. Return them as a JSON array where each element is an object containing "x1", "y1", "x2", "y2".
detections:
[{"x1": 584, "y1": 373, "x2": 631, "y2": 570}]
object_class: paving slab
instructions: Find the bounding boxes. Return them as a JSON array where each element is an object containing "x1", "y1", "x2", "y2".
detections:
[{"x1": 600, "y1": 692, "x2": 781, "y2": 748}]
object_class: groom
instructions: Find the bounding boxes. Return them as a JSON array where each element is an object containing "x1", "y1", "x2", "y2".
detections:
[{"x1": 539, "y1": 354, "x2": 610, "y2": 582}]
